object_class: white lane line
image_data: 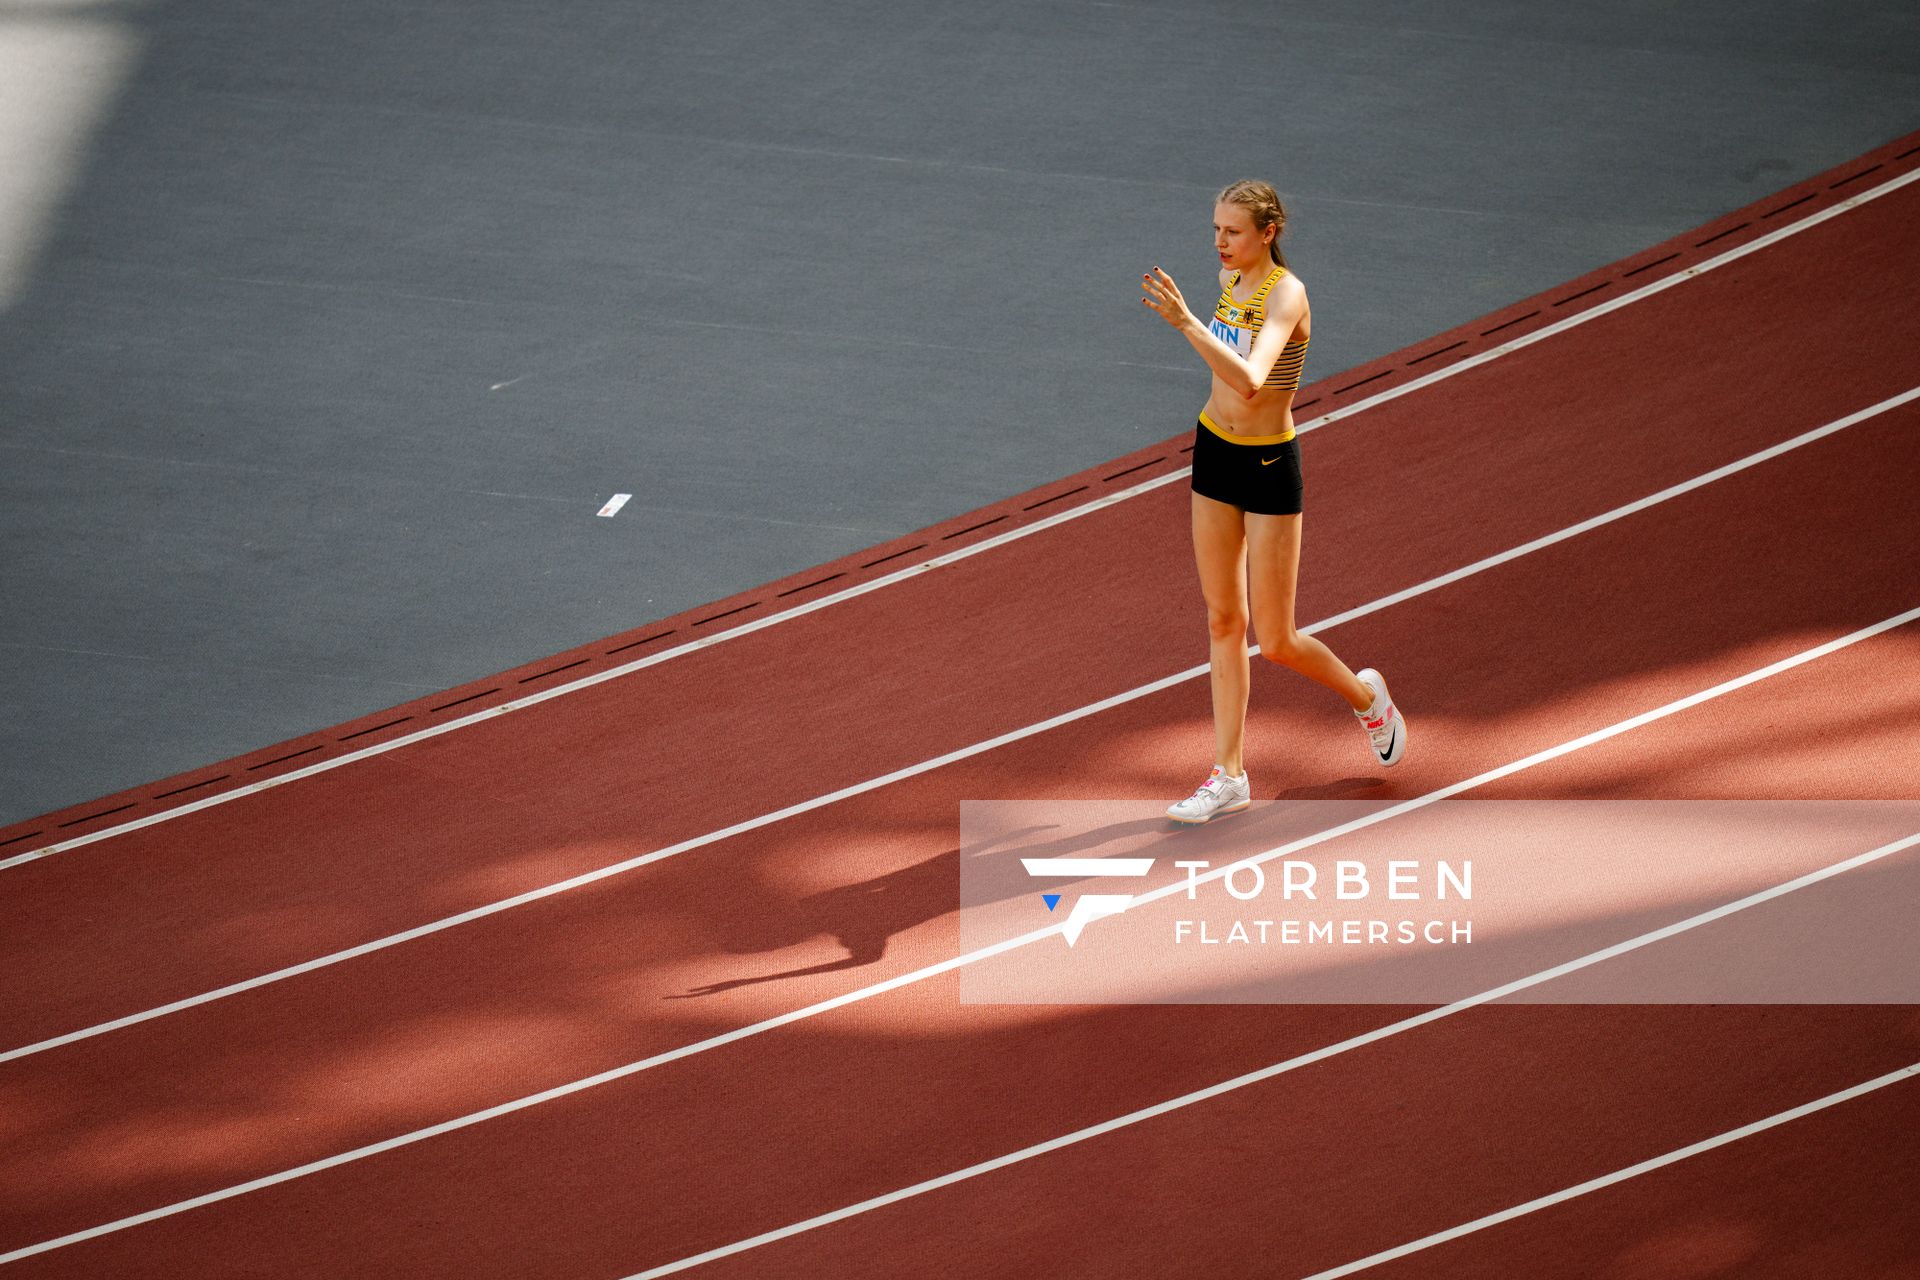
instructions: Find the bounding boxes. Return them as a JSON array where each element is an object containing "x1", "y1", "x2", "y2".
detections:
[
  {"x1": 5, "y1": 388, "x2": 1914, "y2": 1064},
  {"x1": 8, "y1": 164, "x2": 1915, "y2": 868},
  {"x1": 1297, "y1": 1063, "x2": 1920, "y2": 1280},
  {"x1": 637, "y1": 1036, "x2": 1920, "y2": 1280},
  {"x1": 2, "y1": 608, "x2": 1912, "y2": 1267}
]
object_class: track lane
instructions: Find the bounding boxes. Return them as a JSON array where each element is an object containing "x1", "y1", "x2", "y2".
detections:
[{"x1": 1343, "y1": 1064, "x2": 1920, "y2": 1280}]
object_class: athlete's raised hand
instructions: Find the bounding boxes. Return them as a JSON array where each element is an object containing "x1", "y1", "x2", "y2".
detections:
[{"x1": 1140, "y1": 266, "x2": 1192, "y2": 330}]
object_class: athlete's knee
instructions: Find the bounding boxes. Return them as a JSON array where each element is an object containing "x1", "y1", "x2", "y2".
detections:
[
  {"x1": 1257, "y1": 625, "x2": 1309, "y2": 667},
  {"x1": 1206, "y1": 604, "x2": 1249, "y2": 644}
]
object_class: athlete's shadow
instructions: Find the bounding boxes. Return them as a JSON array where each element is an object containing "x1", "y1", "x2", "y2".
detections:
[
  {"x1": 669, "y1": 815, "x2": 1228, "y2": 997},
  {"x1": 1276, "y1": 775, "x2": 1383, "y2": 801},
  {"x1": 666, "y1": 846, "x2": 967, "y2": 998},
  {"x1": 667, "y1": 821, "x2": 1144, "y2": 998},
  {"x1": 669, "y1": 801, "x2": 1358, "y2": 998}
]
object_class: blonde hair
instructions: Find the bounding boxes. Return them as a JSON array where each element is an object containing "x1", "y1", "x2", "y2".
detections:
[{"x1": 1216, "y1": 179, "x2": 1289, "y2": 268}]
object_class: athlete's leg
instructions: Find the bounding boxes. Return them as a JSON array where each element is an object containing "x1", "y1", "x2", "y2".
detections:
[
  {"x1": 1245, "y1": 511, "x2": 1373, "y2": 711},
  {"x1": 1190, "y1": 490, "x2": 1252, "y2": 774}
]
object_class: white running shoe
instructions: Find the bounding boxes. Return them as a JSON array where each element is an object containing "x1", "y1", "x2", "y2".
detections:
[
  {"x1": 1166, "y1": 764, "x2": 1252, "y2": 824},
  {"x1": 1354, "y1": 668, "x2": 1407, "y2": 767}
]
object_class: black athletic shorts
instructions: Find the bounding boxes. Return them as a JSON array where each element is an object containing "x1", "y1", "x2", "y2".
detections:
[{"x1": 1189, "y1": 410, "x2": 1303, "y2": 515}]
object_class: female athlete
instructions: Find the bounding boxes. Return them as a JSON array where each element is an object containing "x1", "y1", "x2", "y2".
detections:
[{"x1": 1140, "y1": 179, "x2": 1407, "y2": 824}]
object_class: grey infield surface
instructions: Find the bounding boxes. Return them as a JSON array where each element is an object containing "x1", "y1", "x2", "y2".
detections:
[{"x1": 2, "y1": 0, "x2": 1916, "y2": 825}]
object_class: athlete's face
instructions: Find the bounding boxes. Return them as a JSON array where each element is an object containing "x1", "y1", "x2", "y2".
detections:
[{"x1": 1213, "y1": 203, "x2": 1270, "y2": 271}]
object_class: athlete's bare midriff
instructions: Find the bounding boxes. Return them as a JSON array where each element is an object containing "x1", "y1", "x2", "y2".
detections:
[{"x1": 1201, "y1": 307, "x2": 1310, "y2": 436}]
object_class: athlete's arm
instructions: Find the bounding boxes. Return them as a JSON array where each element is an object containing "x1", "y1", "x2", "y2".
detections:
[
  {"x1": 1239, "y1": 276, "x2": 1306, "y2": 391},
  {"x1": 1142, "y1": 267, "x2": 1300, "y2": 398}
]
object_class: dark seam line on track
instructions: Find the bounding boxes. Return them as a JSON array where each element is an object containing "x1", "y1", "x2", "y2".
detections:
[
  {"x1": 1695, "y1": 222, "x2": 1750, "y2": 248},
  {"x1": 1480, "y1": 310, "x2": 1540, "y2": 335},
  {"x1": 246, "y1": 746, "x2": 323, "y2": 771},
  {"x1": 1335, "y1": 370, "x2": 1396, "y2": 394},
  {"x1": 1622, "y1": 253, "x2": 1681, "y2": 279},
  {"x1": 694, "y1": 602, "x2": 759, "y2": 626},
  {"x1": 338, "y1": 718, "x2": 411, "y2": 742},
  {"x1": 861, "y1": 544, "x2": 927, "y2": 568},
  {"x1": 57, "y1": 803, "x2": 136, "y2": 828},
  {"x1": 429, "y1": 688, "x2": 499, "y2": 713},
  {"x1": 1102, "y1": 457, "x2": 1165, "y2": 482},
  {"x1": 0, "y1": 830, "x2": 43, "y2": 848},
  {"x1": 152, "y1": 775, "x2": 230, "y2": 799},
  {"x1": 1830, "y1": 164, "x2": 1882, "y2": 189},
  {"x1": 1552, "y1": 282, "x2": 1612, "y2": 306},
  {"x1": 1406, "y1": 341, "x2": 1466, "y2": 365},
  {"x1": 776, "y1": 574, "x2": 845, "y2": 598},
  {"x1": 942, "y1": 516, "x2": 1007, "y2": 539},
  {"x1": 605, "y1": 632, "x2": 675, "y2": 656},
  {"x1": 12, "y1": 149, "x2": 1917, "y2": 850},
  {"x1": 517, "y1": 659, "x2": 590, "y2": 684},
  {"x1": 1022, "y1": 486, "x2": 1087, "y2": 511}
]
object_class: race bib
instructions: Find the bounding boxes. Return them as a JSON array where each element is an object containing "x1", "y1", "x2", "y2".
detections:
[{"x1": 1208, "y1": 315, "x2": 1252, "y2": 357}]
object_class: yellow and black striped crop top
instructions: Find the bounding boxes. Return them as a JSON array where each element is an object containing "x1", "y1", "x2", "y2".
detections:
[{"x1": 1207, "y1": 266, "x2": 1309, "y2": 391}]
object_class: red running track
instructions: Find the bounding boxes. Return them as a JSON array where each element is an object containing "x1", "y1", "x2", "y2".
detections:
[{"x1": 2, "y1": 135, "x2": 1917, "y2": 1277}]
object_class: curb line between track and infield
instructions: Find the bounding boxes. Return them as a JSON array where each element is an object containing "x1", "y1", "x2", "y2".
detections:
[{"x1": 5, "y1": 131, "x2": 1917, "y2": 861}]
